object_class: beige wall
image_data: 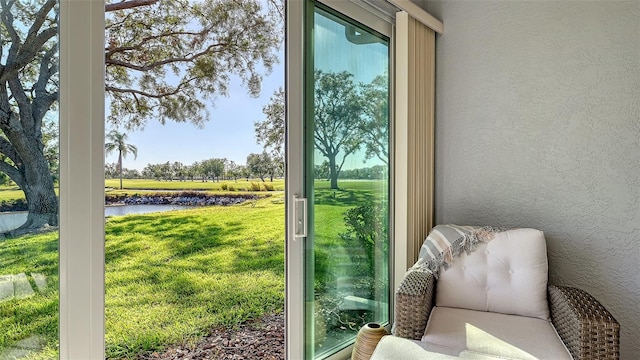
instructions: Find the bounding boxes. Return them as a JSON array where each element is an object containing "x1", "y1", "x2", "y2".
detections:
[{"x1": 418, "y1": 1, "x2": 640, "y2": 358}]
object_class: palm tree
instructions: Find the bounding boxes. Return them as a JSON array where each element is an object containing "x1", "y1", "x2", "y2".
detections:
[{"x1": 105, "y1": 130, "x2": 138, "y2": 190}]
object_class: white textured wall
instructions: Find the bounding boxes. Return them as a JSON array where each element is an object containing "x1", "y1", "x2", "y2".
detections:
[{"x1": 420, "y1": 1, "x2": 640, "y2": 358}]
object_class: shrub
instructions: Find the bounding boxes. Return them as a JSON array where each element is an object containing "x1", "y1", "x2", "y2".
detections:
[
  {"x1": 339, "y1": 203, "x2": 389, "y2": 298},
  {"x1": 221, "y1": 183, "x2": 228, "y2": 190},
  {"x1": 250, "y1": 182, "x2": 263, "y2": 191},
  {"x1": 314, "y1": 248, "x2": 335, "y2": 293},
  {"x1": 264, "y1": 183, "x2": 275, "y2": 191},
  {"x1": 227, "y1": 184, "x2": 236, "y2": 191}
]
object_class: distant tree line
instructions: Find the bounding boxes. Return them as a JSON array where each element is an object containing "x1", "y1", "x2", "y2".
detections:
[
  {"x1": 314, "y1": 162, "x2": 387, "y2": 181},
  {"x1": 105, "y1": 152, "x2": 283, "y2": 183}
]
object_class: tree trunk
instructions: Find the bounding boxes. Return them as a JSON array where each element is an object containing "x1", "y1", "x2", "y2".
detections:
[
  {"x1": 0, "y1": 110, "x2": 58, "y2": 233},
  {"x1": 118, "y1": 152, "x2": 123, "y2": 190},
  {"x1": 328, "y1": 154, "x2": 339, "y2": 190},
  {"x1": 13, "y1": 138, "x2": 58, "y2": 232},
  {"x1": 20, "y1": 171, "x2": 58, "y2": 230}
]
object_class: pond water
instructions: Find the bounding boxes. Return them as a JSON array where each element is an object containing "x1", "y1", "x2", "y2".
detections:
[{"x1": 0, "y1": 204, "x2": 194, "y2": 232}]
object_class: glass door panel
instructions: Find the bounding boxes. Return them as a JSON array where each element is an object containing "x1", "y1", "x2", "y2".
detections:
[{"x1": 305, "y1": 3, "x2": 390, "y2": 358}]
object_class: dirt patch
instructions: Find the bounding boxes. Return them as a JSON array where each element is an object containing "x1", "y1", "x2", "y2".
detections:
[{"x1": 139, "y1": 313, "x2": 284, "y2": 360}]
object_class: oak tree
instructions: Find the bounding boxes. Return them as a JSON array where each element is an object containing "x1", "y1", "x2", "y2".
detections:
[
  {"x1": 313, "y1": 70, "x2": 363, "y2": 189},
  {"x1": 0, "y1": 0, "x2": 282, "y2": 231},
  {"x1": 254, "y1": 87, "x2": 284, "y2": 178}
]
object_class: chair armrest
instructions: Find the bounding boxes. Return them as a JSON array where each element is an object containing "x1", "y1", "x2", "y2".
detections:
[
  {"x1": 393, "y1": 269, "x2": 436, "y2": 340},
  {"x1": 548, "y1": 285, "x2": 620, "y2": 360}
]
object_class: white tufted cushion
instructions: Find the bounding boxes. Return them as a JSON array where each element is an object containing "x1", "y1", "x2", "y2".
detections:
[{"x1": 435, "y1": 228, "x2": 550, "y2": 320}]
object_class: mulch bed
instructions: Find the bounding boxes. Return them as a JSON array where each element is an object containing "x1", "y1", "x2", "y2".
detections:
[{"x1": 139, "y1": 313, "x2": 285, "y2": 360}]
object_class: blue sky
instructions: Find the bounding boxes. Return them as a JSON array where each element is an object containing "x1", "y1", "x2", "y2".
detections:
[
  {"x1": 106, "y1": 5, "x2": 389, "y2": 172},
  {"x1": 313, "y1": 8, "x2": 389, "y2": 169},
  {"x1": 105, "y1": 50, "x2": 284, "y2": 171}
]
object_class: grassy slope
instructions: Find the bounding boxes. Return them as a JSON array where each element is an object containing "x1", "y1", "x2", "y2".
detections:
[
  {"x1": 104, "y1": 195, "x2": 285, "y2": 358},
  {"x1": 0, "y1": 179, "x2": 385, "y2": 359},
  {"x1": 0, "y1": 195, "x2": 286, "y2": 359}
]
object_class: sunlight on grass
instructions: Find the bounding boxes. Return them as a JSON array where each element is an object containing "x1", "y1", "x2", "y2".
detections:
[
  {"x1": 104, "y1": 196, "x2": 285, "y2": 358},
  {"x1": 0, "y1": 231, "x2": 59, "y2": 357},
  {"x1": 0, "y1": 187, "x2": 25, "y2": 202},
  {"x1": 0, "y1": 186, "x2": 59, "y2": 203},
  {"x1": 0, "y1": 180, "x2": 386, "y2": 358}
]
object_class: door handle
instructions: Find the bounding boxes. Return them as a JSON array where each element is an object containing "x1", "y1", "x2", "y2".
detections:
[{"x1": 293, "y1": 196, "x2": 307, "y2": 239}]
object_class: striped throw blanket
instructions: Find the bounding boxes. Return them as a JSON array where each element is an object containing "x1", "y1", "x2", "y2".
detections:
[{"x1": 411, "y1": 224, "x2": 503, "y2": 276}]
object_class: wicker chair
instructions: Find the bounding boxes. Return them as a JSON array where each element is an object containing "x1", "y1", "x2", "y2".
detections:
[{"x1": 375, "y1": 228, "x2": 620, "y2": 360}]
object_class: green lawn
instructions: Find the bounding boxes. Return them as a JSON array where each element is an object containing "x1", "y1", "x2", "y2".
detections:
[
  {"x1": 0, "y1": 231, "x2": 59, "y2": 359},
  {"x1": 0, "y1": 179, "x2": 386, "y2": 359},
  {"x1": 104, "y1": 195, "x2": 285, "y2": 358},
  {"x1": 0, "y1": 195, "x2": 286, "y2": 359},
  {"x1": 105, "y1": 178, "x2": 285, "y2": 192},
  {"x1": 0, "y1": 186, "x2": 25, "y2": 202},
  {"x1": 312, "y1": 179, "x2": 388, "y2": 246}
]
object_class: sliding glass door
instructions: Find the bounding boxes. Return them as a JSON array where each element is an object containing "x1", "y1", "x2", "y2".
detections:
[{"x1": 288, "y1": 1, "x2": 392, "y2": 358}]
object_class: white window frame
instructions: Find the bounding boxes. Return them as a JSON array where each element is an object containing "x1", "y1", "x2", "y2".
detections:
[{"x1": 59, "y1": 0, "x2": 105, "y2": 358}]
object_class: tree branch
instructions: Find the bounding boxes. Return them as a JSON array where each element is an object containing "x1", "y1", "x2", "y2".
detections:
[
  {"x1": 105, "y1": 12, "x2": 133, "y2": 30},
  {"x1": 105, "y1": 28, "x2": 214, "y2": 57},
  {"x1": 0, "y1": 27, "x2": 57, "y2": 85},
  {"x1": 7, "y1": 77, "x2": 33, "y2": 134},
  {"x1": 0, "y1": 136, "x2": 23, "y2": 172},
  {"x1": 106, "y1": 42, "x2": 228, "y2": 72},
  {"x1": 0, "y1": 158, "x2": 24, "y2": 189},
  {"x1": 0, "y1": 0, "x2": 20, "y2": 63},
  {"x1": 105, "y1": 0, "x2": 159, "y2": 12},
  {"x1": 0, "y1": 137, "x2": 24, "y2": 183},
  {"x1": 31, "y1": 47, "x2": 57, "y2": 131},
  {"x1": 24, "y1": 0, "x2": 56, "y2": 47},
  {"x1": 17, "y1": 26, "x2": 57, "y2": 63},
  {"x1": 105, "y1": 76, "x2": 197, "y2": 98}
]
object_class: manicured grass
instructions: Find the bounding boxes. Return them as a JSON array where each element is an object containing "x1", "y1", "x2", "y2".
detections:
[
  {"x1": 0, "y1": 186, "x2": 25, "y2": 202},
  {"x1": 104, "y1": 195, "x2": 285, "y2": 358},
  {"x1": 0, "y1": 179, "x2": 387, "y2": 359},
  {"x1": 0, "y1": 178, "x2": 284, "y2": 204},
  {"x1": 0, "y1": 231, "x2": 59, "y2": 359},
  {"x1": 0, "y1": 185, "x2": 59, "y2": 204},
  {"x1": 312, "y1": 179, "x2": 389, "y2": 246},
  {"x1": 0, "y1": 195, "x2": 286, "y2": 359},
  {"x1": 105, "y1": 178, "x2": 285, "y2": 192}
]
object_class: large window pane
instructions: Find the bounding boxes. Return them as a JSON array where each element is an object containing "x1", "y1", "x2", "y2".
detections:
[
  {"x1": 306, "y1": 4, "x2": 390, "y2": 358},
  {"x1": 104, "y1": 0, "x2": 285, "y2": 358},
  {"x1": 0, "y1": 0, "x2": 60, "y2": 358}
]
